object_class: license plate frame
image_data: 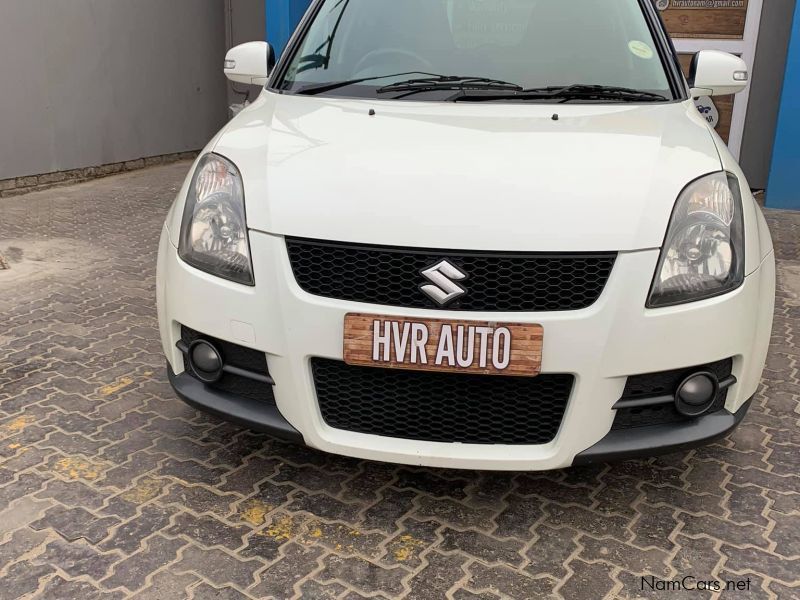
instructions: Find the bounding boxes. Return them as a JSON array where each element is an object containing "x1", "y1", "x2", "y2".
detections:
[{"x1": 343, "y1": 313, "x2": 543, "y2": 377}]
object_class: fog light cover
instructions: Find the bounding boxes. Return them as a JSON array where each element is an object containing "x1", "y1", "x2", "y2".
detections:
[
  {"x1": 179, "y1": 153, "x2": 254, "y2": 285},
  {"x1": 675, "y1": 372, "x2": 718, "y2": 417},
  {"x1": 648, "y1": 172, "x2": 744, "y2": 307},
  {"x1": 189, "y1": 340, "x2": 223, "y2": 381}
]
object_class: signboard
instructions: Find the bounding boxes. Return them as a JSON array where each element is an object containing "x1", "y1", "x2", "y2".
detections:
[{"x1": 656, "y1": 0, "x2": 749, "y2": 39}]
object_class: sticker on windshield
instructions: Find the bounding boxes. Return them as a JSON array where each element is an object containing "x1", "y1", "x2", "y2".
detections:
[{"x1": 628, "y1": 40, "x2": 654, "y2": 60}]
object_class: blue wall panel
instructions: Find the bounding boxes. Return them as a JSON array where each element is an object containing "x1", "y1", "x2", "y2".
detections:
[
  {"x1": 767, "y1": 3, "x2": 800, "y2": 209},
  {"x1": 266, "y1": 0, "x2": 312, "y2": 58}
]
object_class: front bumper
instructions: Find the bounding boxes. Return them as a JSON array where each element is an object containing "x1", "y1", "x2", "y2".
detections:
[
  {"x1": 167, "y1": 363, "x2": 302, "y2": 443},
  {"x1": 157, "y1": 226, "x2": 774, "y2": 470},
  {"x1": 167, "y1": 358, "x2": 752, "y2": 465},
  {"x1": 573, "y1": 398, "x2": 752, "y2": 465}
]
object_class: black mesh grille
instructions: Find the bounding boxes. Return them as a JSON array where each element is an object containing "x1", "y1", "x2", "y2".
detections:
[
  {"x1": 612, "y1": 359, "x2": 733, "y2": 430},
  {"x1": 312, "y1": 358, "x2": 574, "y2": 445},
  {"x1": 181, "y1": 326, "x2": 275, "y2": 404},
  {"x1": 286, "y1": 238, "x2": 616, "y2": 312}
]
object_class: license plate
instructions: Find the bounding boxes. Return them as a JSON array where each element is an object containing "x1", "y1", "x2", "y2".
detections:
[{"x1": 343, "y1": 313, "x2": 543, "y2": 376}]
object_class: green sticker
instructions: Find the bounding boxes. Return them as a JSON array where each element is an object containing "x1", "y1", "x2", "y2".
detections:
[{"x1": 629, "y1": 40, "x2": 654, "y2": 60}]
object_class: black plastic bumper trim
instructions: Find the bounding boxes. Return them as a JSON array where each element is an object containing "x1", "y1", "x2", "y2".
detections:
[
  {"x1": 611, "y1": 393, "x2": 675, "y2": 410},
  {"x1": 573, "y1": 397, "x2": 752, "y2": 465},
  {"x1": 176, "y1": 340, "x2": 275, "y2": 385},
  {"x1": 611, "y1": 374, "x2": 737, "y2": 410},
  {"x1": 167, "y1": 363, "x2": 302, "y2": 443}
]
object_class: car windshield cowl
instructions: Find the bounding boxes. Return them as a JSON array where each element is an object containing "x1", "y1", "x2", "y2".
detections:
[{"x1": 294, "y1": 77, "x2": 668, "y2": 104}]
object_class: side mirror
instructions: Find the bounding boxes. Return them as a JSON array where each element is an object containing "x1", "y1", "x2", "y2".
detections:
[
  {"x1": 689, "y1": 50, "x2": 749, "y2": 97},
  {"x1": 224, "y1": 42, "x2": 272, "y2": 86}
]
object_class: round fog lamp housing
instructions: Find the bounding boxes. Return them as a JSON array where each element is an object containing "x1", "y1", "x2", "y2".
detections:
[
  {"x1": 188, "y1": 340, "x2": 223, "y2": 383},
  {"x1": 675, "y1": 372, "x2": 719, "y2": 417}
]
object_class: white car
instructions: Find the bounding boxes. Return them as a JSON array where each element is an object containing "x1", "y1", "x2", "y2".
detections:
[{"x1": 157, "y1": 0, "x2": 775, "y2": 471}]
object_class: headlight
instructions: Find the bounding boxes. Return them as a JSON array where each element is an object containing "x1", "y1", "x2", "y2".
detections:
[
  {"x1": 178, "y1": 153, "x2": 254, "y2": 285},
  {"x1": 648, "y1": 172, "x2": 744, "y2": 308}
]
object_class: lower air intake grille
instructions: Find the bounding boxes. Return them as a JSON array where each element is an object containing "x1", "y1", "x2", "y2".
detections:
[
  {"x1": 311, "y1": 358, "x2": 574, "y2": 445},
  {"x1": 181, "y1": 326, "x2": 275, "y2": 404},
  {"x1": 612, "y1": 358, "x2": 734, "y2": 429}
]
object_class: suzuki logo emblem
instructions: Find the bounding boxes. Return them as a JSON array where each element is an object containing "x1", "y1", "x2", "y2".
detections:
[{"x1": 419, "y1": 260, "x2": 468, "y2": 306}]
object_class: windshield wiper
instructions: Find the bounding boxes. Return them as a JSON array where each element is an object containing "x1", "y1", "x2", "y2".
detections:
[
  {"x1": 295, "y1": 0, "x2": 351, "y2": 75},
  {"x1": 295, "y1": 77, "x2": 666, "y2": 103},
  {"x1": 535, "y1": 84, "x2": 668, "y2": 102},
  {"x1": 294, "y1": 71, "x2": 450, "y2": 95},
  {"x1": 377, "y1": 75, "x2": 523, "y2": 97},
  {"x1": 295, "y1": 54, "x2": 330, "y2": 74},
  {"x1": 455, "y1": 84, "x2": 668, "y2": 103}
]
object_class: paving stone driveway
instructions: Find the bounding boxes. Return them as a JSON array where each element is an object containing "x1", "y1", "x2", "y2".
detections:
[{"x1": 0, "y1": 162, "x2": 798, "y2": 600}]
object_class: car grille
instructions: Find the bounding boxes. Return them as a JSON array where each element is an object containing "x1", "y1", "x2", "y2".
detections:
[
  {"x1": 286, "y1": 238, "x2": 616, "y2": 311},
  {"x1": 612, "y1": 358, "x2": 733, "y2": 430},
  {"x1": 180, "y1": 326, "x2": 276, "y2": 404},
  {"x1": 311, "y1": 358, "x2": 574, "y2": 445}
]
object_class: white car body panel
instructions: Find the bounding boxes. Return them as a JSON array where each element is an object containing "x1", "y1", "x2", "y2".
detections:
[{"x1": 170, "y1": 92, "x2": 723, "y2": 254}]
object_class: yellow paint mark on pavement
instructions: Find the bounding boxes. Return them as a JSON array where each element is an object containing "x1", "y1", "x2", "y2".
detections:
[
  {"x1": 240, "y1": 499, "x2": 273, "y2": 526},
  {"x1": 264, "y1": 514, "x2": 296, "y2": 541},
  {"x1": 302, "y1": 522, "x2": 367, "y2": 553},
  {"x1": 53, "y1": 456, "x2": 103, "y2": 480},
  {"x1": 393, "y1": 534, "x2": 425, "y2": 562},
  {"x1": 99, "y1": 377, "x2": 134, "y2": 396},
  {"x1": 121, "y1": 477, "x2": 163, "y2": 503},
  {"x1": 1, "y1": 415, "x2": 35, "y2": 435}
]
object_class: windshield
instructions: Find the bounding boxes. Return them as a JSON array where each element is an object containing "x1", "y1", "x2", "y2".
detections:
[{"x1": 277, "y1": 0, "x2": 673, "y2": 101}]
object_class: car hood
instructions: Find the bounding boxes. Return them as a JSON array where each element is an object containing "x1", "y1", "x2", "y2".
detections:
[{"x1": 213, "y1": 92, "x2": 722, "y2": 252}]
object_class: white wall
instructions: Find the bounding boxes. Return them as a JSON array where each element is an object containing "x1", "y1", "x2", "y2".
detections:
[{"x1": 0, "y1": 0, "x2": 229, "y2": 180}]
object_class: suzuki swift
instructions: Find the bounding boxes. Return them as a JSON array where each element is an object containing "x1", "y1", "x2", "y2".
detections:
[{"x1": 157, "y1": 0, "x2": 776, "y2": 470}]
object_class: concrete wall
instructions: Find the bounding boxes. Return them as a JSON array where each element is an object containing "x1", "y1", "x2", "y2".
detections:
[
  {"x1": 225, "y1": 0, "x2": 267, "y2": 107},
  {"x1": 0, "y1": 0, "x2": 229, "y2": 180},
  {"x1": 740, "y1": 0, "x2": 796, "y2": 190}
]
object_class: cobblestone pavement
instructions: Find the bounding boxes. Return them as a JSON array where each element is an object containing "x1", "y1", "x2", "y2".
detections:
[{"x1": 0, "y1": 162, "x2": 798, "y2": 600}]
